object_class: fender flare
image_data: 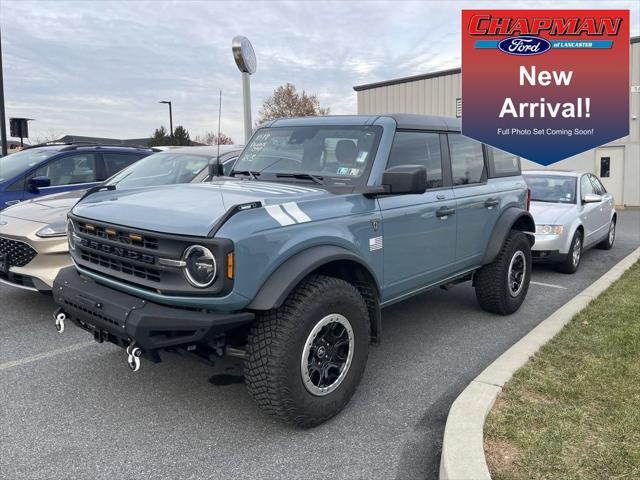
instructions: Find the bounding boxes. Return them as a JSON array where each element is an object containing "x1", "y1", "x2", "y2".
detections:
[
  {"x1": 481, "y1": 207, "x2": 535, "y2": 265},
  {"x1": 247, "y1": 245, "x2": 380, "y2": 311}
]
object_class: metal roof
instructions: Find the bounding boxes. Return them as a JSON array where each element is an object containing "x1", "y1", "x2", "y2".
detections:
[{"x1": 354, "y1": 36, "x2": 639, "y2": 92}]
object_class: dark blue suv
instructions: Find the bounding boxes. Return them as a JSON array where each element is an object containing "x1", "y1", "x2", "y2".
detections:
[{"x1": 0, "y1": 144, "x2": 153, "y2": 210}]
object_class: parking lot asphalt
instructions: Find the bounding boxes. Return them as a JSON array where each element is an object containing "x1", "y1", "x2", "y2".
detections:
[{"x1": 1, "y1": 209, "x2": 638, "y2": 480}]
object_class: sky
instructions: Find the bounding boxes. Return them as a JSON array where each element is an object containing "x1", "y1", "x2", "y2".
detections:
[{"x1": 1, "y1": 0, "x2": 638, "y2": 144}]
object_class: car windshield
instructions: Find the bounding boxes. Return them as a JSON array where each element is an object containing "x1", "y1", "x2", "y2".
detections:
[
  {"x1": 0, "y1": 148, "x2": 60, "y2": 182},
  {"x1": 233, "y1": 125, "x2": 382, "y2": 185},
  {"x1": 524, "y1": 174, "x2": 577, "y2": 204},
  {"x1": 106, "y1": 152, "x2": 213, "y2": 188}
]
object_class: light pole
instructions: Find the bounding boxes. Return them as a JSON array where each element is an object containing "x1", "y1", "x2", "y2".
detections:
[
  {"x1": 0, "y1": 25, "x2": 8, "y2": 156},
  {"x1": 232, "y1": 36, "x2": 257, "y2": 143},
  {"x1": 159, "y1": 100, "x2": 173, "y2": 143}
]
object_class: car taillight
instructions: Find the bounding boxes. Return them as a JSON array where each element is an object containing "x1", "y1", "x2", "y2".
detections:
[{"x1": 526, "y1": 188, "x2": 532, "y2": 211}]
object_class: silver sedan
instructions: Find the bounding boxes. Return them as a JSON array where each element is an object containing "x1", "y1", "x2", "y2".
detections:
[{"x1": 523, "y1": 170, "x2": 616, "y2": 273}]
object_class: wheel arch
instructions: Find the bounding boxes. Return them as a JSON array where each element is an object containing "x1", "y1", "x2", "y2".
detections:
[
  {"x1": 482, "y1": 208, "x2": 535, "y2": 265},
  {"x1": 246, "y1": 245, "x2": 382, "y2": 342}
]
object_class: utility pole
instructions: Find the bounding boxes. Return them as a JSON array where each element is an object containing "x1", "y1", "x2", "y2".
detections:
[{"x1": 0, "y1": 25, "x2": 8, "y2": 156}]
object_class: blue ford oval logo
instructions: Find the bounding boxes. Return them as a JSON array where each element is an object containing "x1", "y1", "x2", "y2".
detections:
[{"x1": 498, "y1": 36, "x2": 551, "y2": 56}]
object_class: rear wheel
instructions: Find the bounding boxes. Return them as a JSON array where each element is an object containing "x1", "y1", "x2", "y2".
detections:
[
  {"x1": 474, "y1": 230, "x2": 531, "y2": 315},
  {"x1": 556, "y1": 230, "x2": 583, "y2": 274},
  {"x1": 244, "y1": 274, "x2": 370, "y2": 427},
  {"x1": 597, "y1": 218, "x2": 616, "y2": 250}
]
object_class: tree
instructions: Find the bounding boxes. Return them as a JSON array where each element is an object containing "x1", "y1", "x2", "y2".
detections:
[
  {"x1": 256, "y1": 83, "x2": 330, "y2": 124},
  {"x1": 194, "y1": 131, "x2": 234, "y2": 146},
  {"x1": 31, "y1": 129, "x2": 62, "y2": 145},
  {"x1": 172, "y1": 125, "x2": 191, "y2": 146},
  {"x1": 149, "y1": 126, "x2": 170, "y2": 146}
]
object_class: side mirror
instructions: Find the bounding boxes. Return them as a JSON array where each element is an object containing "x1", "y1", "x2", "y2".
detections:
[
  {"x1": 382, "y1": 165, "x2": 427, "y2": 195},
  {"x1": 208, "y1": 161, "x2": 224, "y2": 179},
  {"x1": 582, "y1": 193, "x2": 602, "y2": 203},
  {"x1": 29, "y1": 176, "x2": 51, "y2": 191}
]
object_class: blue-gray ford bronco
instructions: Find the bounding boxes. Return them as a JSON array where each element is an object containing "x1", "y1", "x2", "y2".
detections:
[{"x1": 53, "y1": 114, "x2": 534, "y2": 427}]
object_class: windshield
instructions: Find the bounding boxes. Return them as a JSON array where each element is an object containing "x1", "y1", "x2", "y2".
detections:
[
  {"x1": 0, "y1": 149, "x2": 59, "y2": 182},
  {"x1": 106, "y1": 152, "x2": 212, "y2": 188},
  {"x1": 233, "y1": 125, "x2": 382, "y2": 185},
  {"x1": 524, "y1": 174, "x2": 577, "y2": 204}
]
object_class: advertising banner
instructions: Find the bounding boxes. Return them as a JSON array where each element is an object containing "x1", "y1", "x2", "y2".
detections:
[{"x1": 462, "y1": 10, "x2": 630, "y2": 165}]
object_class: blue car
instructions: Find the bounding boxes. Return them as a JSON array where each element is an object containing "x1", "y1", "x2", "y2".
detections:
[{"x1": 0, "y1": 144, "x2": 153, "y2": 210}]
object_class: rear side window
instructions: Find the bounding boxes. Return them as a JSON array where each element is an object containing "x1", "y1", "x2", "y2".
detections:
[
  {"x1": 387, "y1": 131, "x2": 442, "y2": 189},
  {"x1": 448, "y1": 134, "x2": 485, "y2": 185},
  {"x1": 102, "y1": 153, "x2": 144, "y2": 179},
  {"x1": 33, "y1": 153, "x2": 97, "y2": 186},
  {"x1": 490, "y1": 147, "x2": 521, "y2": 177}
]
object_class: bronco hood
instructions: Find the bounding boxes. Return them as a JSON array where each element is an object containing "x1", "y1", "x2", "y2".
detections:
[{"x1": 71, "y1": 180, "x2": 329, "y2": 236}]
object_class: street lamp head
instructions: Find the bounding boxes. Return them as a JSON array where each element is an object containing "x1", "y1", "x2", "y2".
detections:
[
  {"x1": 159, "y1": 100, "x2": 171, "y2": 105},
  {"x1": 232, "y1": 36, "x2": 257, "y2": 75}
]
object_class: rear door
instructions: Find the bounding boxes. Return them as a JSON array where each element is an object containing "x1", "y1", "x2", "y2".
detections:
[
  {"x1": 378, "y1": 130, "x2": 457, "y2": 300},
  {"x1": 24, "y1": 152, "x2": 100, "y2": 200},
  {"x1": 448, "y1": 133, "x2": 498, "y2": 269}
]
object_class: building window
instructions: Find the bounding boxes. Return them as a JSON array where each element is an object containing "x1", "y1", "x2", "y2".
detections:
[
  {"x1": 387, "y1": 131, "x2": 443, "y2": 189},
  {"x1": 600, "y1": 157, "x2": 610, "y2": 178},
  {"x1": 455, "y1": 98, "x2": 462, "y2": 118},
  {"x1": 448, "y1": 133, "x2": 485, "y2": 186}
]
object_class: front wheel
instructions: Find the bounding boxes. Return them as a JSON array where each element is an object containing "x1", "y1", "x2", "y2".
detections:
[
  {"x1": 474, "y1": 230, "x2": 532, "y2": 315},
  {"x1": 597, "y1": 218, "x2": 616, "y2": 250},
  {"x1": 244, "y1": 274, "x2": 370, "y2": 427},
  {"x1": 556, "y1": 230, "x2": 583, "y2": 274}
]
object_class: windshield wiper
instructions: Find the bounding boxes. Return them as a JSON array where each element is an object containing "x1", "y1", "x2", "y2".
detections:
[
  {"x1": 275, "y1": 173, "x2": 324, "y2": 185},
  {"x1": 230, "y1": 170, "x2": 260, "y2": 180}
]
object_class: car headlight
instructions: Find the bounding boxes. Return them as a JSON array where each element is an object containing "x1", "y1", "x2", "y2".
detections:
[
  {"x1": 67, "y1": 219, "x2": 78, "y2": 251},
  {"x1": 37, "y1": 220, "x2": 68, "y2": 238},
  {"x1": 535, "y1": 224, "x2": 564, "y2": 235},
  {"x1": 182, "y1": 245, "x2": 217, "y2": 288}
]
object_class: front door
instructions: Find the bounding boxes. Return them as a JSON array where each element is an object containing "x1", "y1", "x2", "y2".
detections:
[
  {"x1": 595, "y1": 147, "x2": 624, "y2": 206},
  {"x1": 378, "y1": 131, "x2": 457, "y2": 301},
  {"x1": 579, "y1": 174, "x2": 605, "y2": 246},
  {"x1": 23, "y1": 152, "x2": 100, "y2": 201}
]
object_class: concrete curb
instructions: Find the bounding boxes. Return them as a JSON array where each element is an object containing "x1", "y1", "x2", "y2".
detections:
[{"x1": 439, "y1": 247, "x2": 640, "y2": 480}]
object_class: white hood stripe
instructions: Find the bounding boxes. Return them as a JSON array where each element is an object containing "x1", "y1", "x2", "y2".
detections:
[
  {"x1": 282, "y1": 202, "x2": 311, "y2": 223},
  {"x1": 265, "y1": 205, "x2": 296, "y2": 226}
]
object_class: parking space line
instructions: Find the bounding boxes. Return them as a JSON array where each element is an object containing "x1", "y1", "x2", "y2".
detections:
[
  {"x1": 0, "y1": 341, "x2": 95, "y2": 371},
  {"x1": 530, "y1": 281, "x2": 567, "y2": 290}
]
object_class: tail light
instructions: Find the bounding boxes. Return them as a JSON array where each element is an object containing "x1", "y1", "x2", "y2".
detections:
[{"x1": 526, "y1": 188, "x2": 532, "y2": 211}]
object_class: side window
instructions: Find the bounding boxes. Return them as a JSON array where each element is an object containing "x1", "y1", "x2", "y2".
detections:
[
  {"x1": 33, "y1": 153, "x2": 97, "y2": 186},
  {"x1": 448, "y1": 134, "x2": 485, "y2": 186},
  {"x1": 589, "y1": 174, "x2": 606, "y2": 195},
  {"x1": 490, "y1": 147, "x2": 521, "y2": 177},
  {"x1": 580, "y1": 175, "x2": 595, "y2": 198},
  {"x1": 223, "y1": 157, "x2": 238, "y2": 176},
  {"x1": 387, "y1": 131, "x2": 443, "y2": 189},
  {"x1": 102, "y1": 153, "x2": 143, "y2": 179}
]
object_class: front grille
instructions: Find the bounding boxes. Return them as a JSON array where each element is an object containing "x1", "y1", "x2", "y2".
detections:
[
  {"x1": 79, "y1": 249, "x2": 161, "y2": 282},
  {"x1": 0, "y1": 236, "x2": 37, "y2": 267},
  {"x1": 77, "y1": 221, "x2": 159, "y2": 250}
]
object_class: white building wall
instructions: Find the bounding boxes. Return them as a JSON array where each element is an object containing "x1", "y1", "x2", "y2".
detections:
[{"x1": 355, "y1": 41, "x2": 639, "y2": 206}]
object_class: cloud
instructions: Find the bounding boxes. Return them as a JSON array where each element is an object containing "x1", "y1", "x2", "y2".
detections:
[{"x1": 1, "y1": 0, "x2": 638, "y2": 143}]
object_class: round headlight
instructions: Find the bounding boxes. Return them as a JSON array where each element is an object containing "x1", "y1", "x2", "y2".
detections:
[
  {"x1": 67, "y1": 219, "x2": 76, "y2": 251},
  {"x1": 182, "y1": 245, "x2": 217, "y2": 288}
]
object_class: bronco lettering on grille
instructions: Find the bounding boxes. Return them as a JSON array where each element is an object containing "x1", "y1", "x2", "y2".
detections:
[{"x1": 80, "y1": 238, "x2": 156, "y2": 265}]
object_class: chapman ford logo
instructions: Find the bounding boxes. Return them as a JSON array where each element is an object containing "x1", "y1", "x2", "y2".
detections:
[{"x1": 498, "y1": 36, "x2": 551, "y2": 55}]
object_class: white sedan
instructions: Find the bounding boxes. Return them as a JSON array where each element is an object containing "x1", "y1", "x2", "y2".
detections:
[{"x1": 523, "y1": 170, "x2": 616, "y2": 273}]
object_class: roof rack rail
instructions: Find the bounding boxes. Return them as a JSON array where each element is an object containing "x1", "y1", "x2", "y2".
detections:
[{"x1": 23, "y1": 141, "x2": 152, "y2": 151}]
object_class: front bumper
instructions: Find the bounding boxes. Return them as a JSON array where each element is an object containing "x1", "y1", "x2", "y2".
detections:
[
  {"x1": 531, "y1": 233, "x2": 571, "y2": 254},
  {"x1": 53, "y1": 267, "x2": 255, "y2": 355}
]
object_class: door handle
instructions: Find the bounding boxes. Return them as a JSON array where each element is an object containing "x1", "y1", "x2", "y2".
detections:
[
  {"x1": 5, "y1": 200, "x2": 21, "y2": 206},
  {"x1": 484, "y1": 198, "x2": 499, "y2": 208},
  {"x1": 436, "y1": 207, "x2": 456, "y2": 218}
]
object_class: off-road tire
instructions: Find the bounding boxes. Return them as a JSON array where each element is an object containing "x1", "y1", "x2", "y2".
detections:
[
  {"x1": 474, "y1": 230, "x2": 531, "y2": 315},
  {"x1": 244, "y1": 274, "x2": 370, "y2": 428},
  {"x1": 556, "y1": 230, "x2": 583, "y2": 274},
  {"x1": 596, "y1": 217, "x2": 616, "y2": 250}
]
